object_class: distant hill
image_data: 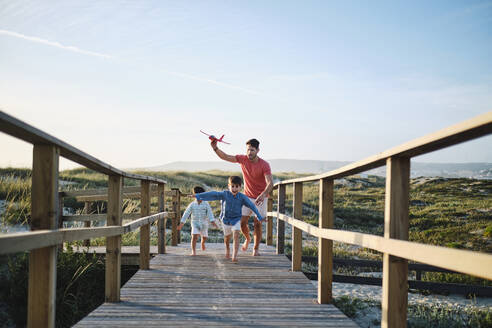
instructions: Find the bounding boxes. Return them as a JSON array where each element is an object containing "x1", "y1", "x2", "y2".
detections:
[{"x1": 141, "y1": 160, "x2": 492, "y2": 179}]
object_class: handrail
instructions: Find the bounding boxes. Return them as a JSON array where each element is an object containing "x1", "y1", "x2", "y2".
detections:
[
  {"x1": 270, "y1": 212, "x2": 492, "y2": 280},
  {"x1": 276, "y1": 111, "x2": 492, "y2": 185},
  {"x1": 0, "y1": 212, "x2": 168, "y2": 254},
  {"x1": 0, "y1": 111, "x2": 166, "y2": 184}
]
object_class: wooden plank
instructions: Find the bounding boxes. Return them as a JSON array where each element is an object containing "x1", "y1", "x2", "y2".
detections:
[
  {"x1": 292, "y1": 182, "x2": 302, "y2": 271},
  {"x1": 176, "y1": 189, "x2": 181, "y2": 244},
  {"x1": 269, "y1": 212, "x2": 492, "y2": 281},
  {"x1": 157, "y1": 183, "x2": 166, "y2": 254},
  {"x1": 171, "y1": 189, "x2": 179, "y2": 246},
  {"x1": 276, "y1": 184, "x2": 286, "y2": 254},
  {"x1": 140, "y1": 181, "x2": 151, "y2": 270},
  {"x1": 28, "y1": 144, "x2": 59, "y2": 328},
  {"x1": 63, "y1": 212, "x2": 163, "y2": 222},
  {"x1": 277, "y1": 111, "x2": 492, "y2": 185},
  {"x1": 83, "y1": 202, "x2": 91, "y2": 246},
  {"x1": 106, "y1": 175, "x2": 123, "y2": 302},
  {"x1": 0, "y1": 111, "x2": 167, "y2": 184},
  {"x1": 0, "y1": 213, "x2": 166, "y2": 254},
  {"x1": 266, "y1": 196, "x2": 273, "y2": 245},
  {"x1": 382, "y1": 157, "x2": 410, "y2": 328},
  {"x1": 75, "y1": 244, "x2": 358, "y2": 327},
  {"x1": 318, "y1": 178, "x2": 333, "y2": 304}
]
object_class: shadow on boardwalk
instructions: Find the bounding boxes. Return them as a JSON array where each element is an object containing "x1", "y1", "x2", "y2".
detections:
[{"x1": 75, "y1": 244, "x2": 357, "y2": 327}]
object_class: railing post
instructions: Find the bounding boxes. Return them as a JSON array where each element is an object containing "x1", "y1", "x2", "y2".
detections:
[
  {"x1": 292, "y1": 182, "x2": 303, "y2": 271},
  {"x1": 266, "y1": 194, "x2": 273, "y2": 246},
  {"x1": 276, "y1": 184, "x2": 286, "y2": 254},
  {"x1": 140, "y1": 180, "x2": 151, "y2": 270},
  {"x1": 83, "y1": 201, "x2": 91, "y2": 247},
  {"x1": 171, "y1": 188, "x2": 179, "y2": 246},
  {"x1": 28, "y1": 144, "x2": 59, "y2": 328},
  {"x1": 105, "y1": 175, "x2": 123, "y2": 302},
  {"x1": 382, "y1": 157, "x2": 410, "y2": 328},
  {"x1": 158, "y1": 183, "x2": 166, "y2": 254},
  {"x1": 177, "y1": 190, "x2": 181, "y2": 244},
  {"x1": 318, "y1": 178, "x2": 334, "y2": 304}
]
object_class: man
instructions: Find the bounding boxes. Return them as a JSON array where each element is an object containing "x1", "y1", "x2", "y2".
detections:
[{"x1": 210, "y1": 138, "x2": 273, "y2": 256}]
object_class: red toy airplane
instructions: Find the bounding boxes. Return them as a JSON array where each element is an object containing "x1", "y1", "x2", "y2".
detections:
[{"x1": 200, "y1": 130, "x2": 231, "y2": 144}]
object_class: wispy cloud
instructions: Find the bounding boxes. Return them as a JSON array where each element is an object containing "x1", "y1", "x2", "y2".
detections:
[
  {"x1": 0, "y1": 29, "x2": 261, "y2": 95},
  {"x1": 0, "y1": 29, "x2": 113, "y2": 59}
]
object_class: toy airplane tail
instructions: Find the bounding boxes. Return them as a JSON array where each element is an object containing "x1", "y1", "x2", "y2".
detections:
[{"x1": 219, "y1": 135, "x2": 224, "y2": 141}]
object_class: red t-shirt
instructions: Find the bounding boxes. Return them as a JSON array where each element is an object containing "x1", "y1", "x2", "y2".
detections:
[{"x1": 235, "y1": 155, "x2": 272, "y2": 198}]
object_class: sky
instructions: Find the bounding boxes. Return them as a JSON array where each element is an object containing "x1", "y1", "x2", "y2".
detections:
[{"x1": 1, "y1": 0, "x2": 491, "y2": 170}]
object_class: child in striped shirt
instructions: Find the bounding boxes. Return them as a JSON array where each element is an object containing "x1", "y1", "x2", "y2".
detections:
[{"x1": 178, "y1": 186, "x2": 218, "y2": 255}]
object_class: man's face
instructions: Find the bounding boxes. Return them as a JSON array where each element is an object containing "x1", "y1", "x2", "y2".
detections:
[
  {"x1": 228, "y1": 183, "x2": 241, "y2": 195},
  {"x1": 246, "y1": 145, "x2": 259, "y2": 161}
]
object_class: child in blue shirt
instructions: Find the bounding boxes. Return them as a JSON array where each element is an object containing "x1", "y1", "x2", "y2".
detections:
[
  {"x1": 178, "y1": 186, "x2": 219, "y2": 256},
  {"x1": 195, "y1": 176, "x2": 264, "y2": 263}
]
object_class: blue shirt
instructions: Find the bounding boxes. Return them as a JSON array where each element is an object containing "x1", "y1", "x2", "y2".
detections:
[{"x1": 196, "y1": 190, "x2": 264, "y2": 226}]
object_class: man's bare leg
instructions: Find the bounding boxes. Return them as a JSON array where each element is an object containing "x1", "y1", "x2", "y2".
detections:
[
  {"x1": 191, "y1": 234, "x2": 198, "y2": 256},
  {"x1": 232, "y1": 231, "x2": 240, "y2": 262},
  {"x1": 252, "y1": 217, "x2": 262, "y2": 256},
  {"x1": 201, "y1": 236, "x2": 207, "y2": 251},
  {"x1": 240, "y1": 215, "x2": 251, "y2": 251},
  {"x1": 224, "y1": 234, "x2": 231, "y2": 259}
]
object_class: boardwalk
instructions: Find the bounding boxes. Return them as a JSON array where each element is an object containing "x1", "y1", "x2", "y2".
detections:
[{"x1": 75, "y1": 244, "x2": 357, "y2": 327}]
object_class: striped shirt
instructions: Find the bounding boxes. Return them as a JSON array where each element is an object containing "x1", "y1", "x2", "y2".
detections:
[{"x1": 180, "y1": 200, "x2": 215, "y2": 226}]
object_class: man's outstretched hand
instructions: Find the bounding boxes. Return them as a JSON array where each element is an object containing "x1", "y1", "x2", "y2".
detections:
[{"x1": 210, "y1": 139, "x2": 218, "y2": 150}]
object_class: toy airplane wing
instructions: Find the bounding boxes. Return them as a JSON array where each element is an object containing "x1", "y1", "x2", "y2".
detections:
[{"x1": 200, "y1": 130, "x2": 231, "y2": 144}]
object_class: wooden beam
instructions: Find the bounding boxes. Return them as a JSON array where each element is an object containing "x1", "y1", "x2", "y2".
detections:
[
  {"x1": 382, "y1": 157, "x2": 410, "y2": 328},
  {"x1": 83, "y1": 202, "x2": 91, "y2": 246},
  {"x1": 105, "y1": 175, "x2": 123, "y2": 302},
  {"x1": 171, "y1": 188, "x2": 179, "y2": 246},
  {"x1": 277, "y1": 111, "x2": 492, "y2": 185},
  {"x1": 28, "y1": 144, "x2": 59, "y2": 328},
  {"x1": 140, "y1": 181, "x2": 151, "y2": 270},
  {"x1": 318, "y1": 178, "x2": 334, "y2": 304},
  {"x1": 266, "y1": 196, "x2": 273, "y2": 246},
  {"x1": 292, "y1": 182, "x2": 303, "y2": 272},
  {"x1": 276, "y1": 184, "x2": 286, "y2": 254},
  {"x1": 270, "y1": 212, "x2": 492, "y2": 281},
  {"x1": 62, "y1": 212, "x2": 163, "y2": 222},
  {"x1": 157, "y1": 183, "x2": 166, "y2": 254}
]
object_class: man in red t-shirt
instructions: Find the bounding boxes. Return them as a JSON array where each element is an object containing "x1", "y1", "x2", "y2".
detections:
[{"x1": 210, "y1": 138, "x2": 273, "y2": 256}]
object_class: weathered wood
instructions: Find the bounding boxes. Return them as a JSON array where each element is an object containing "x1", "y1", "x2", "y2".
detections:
[
  {"x1": 0, "y1": 213, "x2": 167, "y2": 254},
  {"x1": 28, "y1": 144, "x2": 59, "y2": 328},
  {"x1": 318, "y1": 178, "x2": 333, "y2": 304},
  {"x1": 269, "y1": 212, "x2": 492, "y2": 281},
  {"x1": 63, "y1": 212, "x2": 163, "y2": 223},
  {"x1": 157, "y1": 183, "x2": 166, "y2": 254},
  {"x1": 83, "y1": 202, "x2": 91, "y2": 246},
  {"x1": 277, "y1": 111, "x2": 492, "y2": 185},
  {"x1": 75, "y1": 244, "x2": 358, "y2": 327},
  {"x1": 276, "y1": 184, "x2": 286, "y2": 254},
  {"x1": 0, "y1": 111, "x2": 167, "y2": 184},
  {"x1": 292, "y1": 182, "x2": 303, "y2": 271},
  {"x1": 266, "y1": 196, "x2": 273, "y2": 245},
  {"x1": 106, "y1": 175, "x2": 123, "y2": 302},
  {"x1": 382, "y1": 157, "x2": 410, "y2": 328},
  {"x1": 176, "y1": 189, "x2": 181, "y2": 244},
  {"x1": 140, "y1": 181, "x2": 151, "y2": 270},
  {"x1": 171, "y1": 188, "x2": 179, "y2": 246}
]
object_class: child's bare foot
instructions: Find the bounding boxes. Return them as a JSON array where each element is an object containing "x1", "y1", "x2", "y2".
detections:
[
  {"x1": 231, "y1": 258, "x2": 238, "y2": 263},
  {"x1": 190, "y1": 252, "x2": 196, "y2": 256},
  {"x1": 225, "y1": 254, "x2": 231, "y2": 259},
  {"x1": 241, "y1": 236, "x2": 251, "y2": 251},
  {"x1": 201, "y1": 242, "x2": 206, "y2": 251},
  {"x1": 252, "y1": 249, "x2": 260, "y2": 256}
]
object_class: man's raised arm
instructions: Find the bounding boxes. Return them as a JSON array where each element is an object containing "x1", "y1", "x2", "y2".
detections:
[{"x1": 211, "y1": 140, "x2": 237, "y2": 163}]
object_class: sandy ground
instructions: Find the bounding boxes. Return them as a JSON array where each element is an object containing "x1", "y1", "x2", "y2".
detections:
[{"x1": 311, "y1": 280, "x2": 492, "y2": 327}]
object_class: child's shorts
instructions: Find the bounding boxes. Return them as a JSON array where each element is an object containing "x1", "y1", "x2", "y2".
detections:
[
  {"x1": 191, "y1": 221, "x2": 209, "y2": 237},
  {"x1": 222, "y1": 220, "x2": 241, "y2": 236},
  {"x1": 241, "y1": 196, "x2": 268, "y2": 218}
]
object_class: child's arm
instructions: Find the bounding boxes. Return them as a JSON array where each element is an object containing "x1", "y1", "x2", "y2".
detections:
[
  {"x1": 241, "y1": 194, "x2": 265, "y2": 221},
  {"x1": 195, "y1": 191, "x2": 224, "y2": 202},
  {"x1": 178, "y1": 203, "x2": 193, "y2": 230}
]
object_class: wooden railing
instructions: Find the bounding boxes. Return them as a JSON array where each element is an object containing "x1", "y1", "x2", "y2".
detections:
[
  {"x1": 0, "y1": 111, "x2": 172, "y2": 327},
  {"x1": 265, "y1": 111, "x2": 492, "y2": 328}
]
